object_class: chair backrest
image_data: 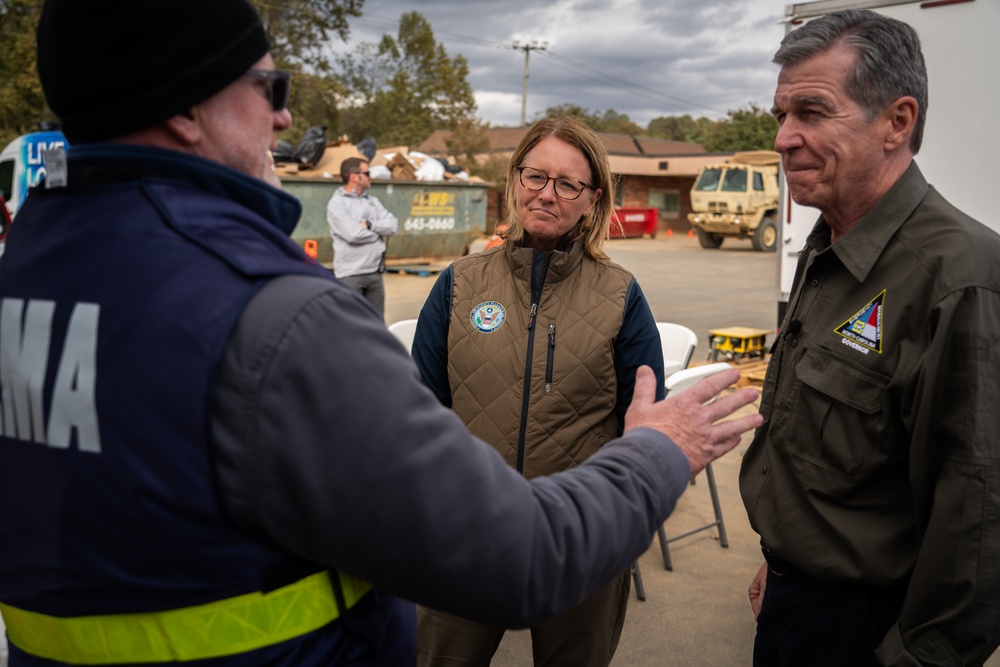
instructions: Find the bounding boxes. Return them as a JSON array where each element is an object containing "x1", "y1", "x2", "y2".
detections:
[
  {"x1": 664, "y1": 362, "x2": 734, "y2": 398},
  {"x1": 656, "y1": 322, "x2": 699, "y2": 379},
  {"x1": 387, "y1": 319, "x2": 419, "y2": 355}
]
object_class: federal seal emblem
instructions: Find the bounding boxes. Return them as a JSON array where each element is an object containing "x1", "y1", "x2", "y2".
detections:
[{"x1": 471, "y1": 301, "x2": 506, "y2": 333}]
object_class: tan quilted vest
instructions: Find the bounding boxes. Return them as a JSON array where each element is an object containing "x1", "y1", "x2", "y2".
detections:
[{"x1": 448, "y1": 242, "x2": 633, "y2": 479}]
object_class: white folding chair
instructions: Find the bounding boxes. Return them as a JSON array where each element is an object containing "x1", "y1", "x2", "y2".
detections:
[
  {"x1": 387, "y1": 319, "x2": 419, "y2": 355},
  {"x1": 656, "y1": 322, "x2": 698, "y2": 379},
  {"x1": 632, "y1": 323, "x2": 699, "y2": 598},
  {"x1": 656, "y1": 362, "x2": 734, "y2": 571}
]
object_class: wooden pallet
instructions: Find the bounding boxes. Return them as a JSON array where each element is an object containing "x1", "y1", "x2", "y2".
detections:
[
  {"x1": 383, "y1": 264, "x2": 444, "y2": 277},
  {"x1": 691, "y1": 357, "x2": 770, "y2": 387},
  {"x1": 734, "y1": 359, "x2": 769, "y2": 387}
]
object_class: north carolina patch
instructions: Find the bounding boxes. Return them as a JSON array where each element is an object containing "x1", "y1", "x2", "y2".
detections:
[
  {"x1": 471, "y1": 301, "x2": 506, "y2": 333},
  {"x1": 834, "y1": 290, "x2": 885, "y2": 355}
]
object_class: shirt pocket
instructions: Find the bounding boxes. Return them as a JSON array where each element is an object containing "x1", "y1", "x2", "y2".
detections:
[{"x1": 783, "y1": 346, "x2": 890, "y2": 485}]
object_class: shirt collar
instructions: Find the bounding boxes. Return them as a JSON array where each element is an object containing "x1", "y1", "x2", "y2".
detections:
[
  {"x1": 337, "y1": 186, "x2": 369, "y2": 199},
  {"x1": 807, "y1": 161, "x2": 928, "y2": 283},
  {"x1": 65, "y1": 144, "x2": 303, "y2": 235},
  {"x1": 505, "y1": 239, "x2": 585, "y2": 284}
]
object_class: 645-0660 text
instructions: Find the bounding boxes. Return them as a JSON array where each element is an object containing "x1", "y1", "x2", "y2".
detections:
[{"x1": 403, "y1": 217, "x2": 455, "y2": 232}]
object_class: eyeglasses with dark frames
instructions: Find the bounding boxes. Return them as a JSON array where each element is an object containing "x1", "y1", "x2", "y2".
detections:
[
  {"x1": 243, "y1": 69, "x2": 291, "y2": 112},
  {"x1": 516, "y1": 166, "x2": 594, "y2": 201}
]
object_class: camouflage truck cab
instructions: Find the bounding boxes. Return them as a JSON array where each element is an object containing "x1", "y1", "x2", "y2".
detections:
[{"x1": 687, "y1": 150, "x2": 779, "y2": 252}]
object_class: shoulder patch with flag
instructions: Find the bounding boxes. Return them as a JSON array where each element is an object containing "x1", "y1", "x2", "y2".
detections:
[{"x1": 834, "y1": 290, "x2": 885, "y2": 355}]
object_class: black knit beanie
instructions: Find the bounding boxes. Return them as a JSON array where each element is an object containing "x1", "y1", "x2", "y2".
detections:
[{"x1": 37, "y1": 0, "x2": 270, "y2": 144}]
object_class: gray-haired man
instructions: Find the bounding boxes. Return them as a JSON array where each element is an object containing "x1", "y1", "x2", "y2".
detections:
[{"x1": 742, "y1": 9, "x2": 1000, "y2": 666}]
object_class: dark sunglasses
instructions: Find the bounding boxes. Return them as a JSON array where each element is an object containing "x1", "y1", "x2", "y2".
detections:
[{"x1": 243, "y1": 69, "x2": 291, "y2": 112}]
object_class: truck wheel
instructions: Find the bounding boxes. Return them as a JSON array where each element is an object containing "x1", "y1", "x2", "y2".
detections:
[
  {"x1": 695, "y1": 228, "x2": 724, "y2": 249},
  {"x1": 752, "y1": 216, "x2": 777, "y2": 252}
]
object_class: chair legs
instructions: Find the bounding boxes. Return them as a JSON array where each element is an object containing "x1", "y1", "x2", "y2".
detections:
[
  {"x1": 656, "y1": 524, "x2": 673, "y2": 571},
  {"x1": 705, "y1": 463, "x2": 729, "y2": 547},
  {"x1": 631, "y1": 560, "x2": 646, "y2": 601},
  {"x1": 657, "y1": 462, "x2": 728, "y2": 571}
]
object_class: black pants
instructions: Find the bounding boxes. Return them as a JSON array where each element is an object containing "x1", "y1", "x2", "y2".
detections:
[
  {"x1": 340, "y1": 272, "x2": 386, "y2": 319},
  {"x1": 753, "y1": 561, "x2": 906, "y2": 666}
]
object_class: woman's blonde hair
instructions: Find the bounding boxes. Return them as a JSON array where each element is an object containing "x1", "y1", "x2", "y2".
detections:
[{"x1": 501, "y1": 115, "x2": 614, "y2": 261}]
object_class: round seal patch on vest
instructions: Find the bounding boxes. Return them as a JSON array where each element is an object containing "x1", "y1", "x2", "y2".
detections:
[{"x1": 471, "y1": 301, "x2": 506, "y2": 333}]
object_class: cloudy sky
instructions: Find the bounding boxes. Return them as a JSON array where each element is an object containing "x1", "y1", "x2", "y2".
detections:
[{"x1": 329, "y1": 0, "x2": 790, "y2": 129}]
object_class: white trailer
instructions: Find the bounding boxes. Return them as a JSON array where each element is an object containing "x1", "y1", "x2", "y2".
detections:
[{"x1": 776, "y1": 0, "x2": 1000, "y2": 323}]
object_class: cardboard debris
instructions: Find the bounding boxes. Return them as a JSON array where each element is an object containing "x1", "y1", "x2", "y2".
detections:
[
  {"x1": 386, "y1": 153, "x2": 418, "y2": 181},
  {"x1": 280, "y1": 142, "x2": 365, "y2": 179},
  {"x1": 277, "y1": 138, "x2": 479, "y2": 183},
  {"x1": 371, "y1": 146, "x2": 410, "y2": 168}
]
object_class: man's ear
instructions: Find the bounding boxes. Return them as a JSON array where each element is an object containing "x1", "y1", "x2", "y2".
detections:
[
  {"x1": 163, "y1": 108, "x2": 201, "y2": 146},
  {"x1": 884, "y1": 96, "x2": 918, "y2": 152}
]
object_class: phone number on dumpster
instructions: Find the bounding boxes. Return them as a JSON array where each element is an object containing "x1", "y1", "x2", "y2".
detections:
[{"x1": 403, "y1": 217, "x2": 456, "y2": 232}]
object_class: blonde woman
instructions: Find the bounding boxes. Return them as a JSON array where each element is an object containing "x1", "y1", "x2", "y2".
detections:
[{"x1": 412, "y1": 115, "x2": 665, "y2": 666}]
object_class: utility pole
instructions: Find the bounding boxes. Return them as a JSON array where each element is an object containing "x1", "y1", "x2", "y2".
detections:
[{"x1": 512, "y1": 41, "x2": 547, "y2": 127}]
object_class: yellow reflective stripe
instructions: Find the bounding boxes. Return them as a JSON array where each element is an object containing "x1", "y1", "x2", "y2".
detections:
[{"x1": 0, "y1": 571, "x2": 372, "y2": 664}]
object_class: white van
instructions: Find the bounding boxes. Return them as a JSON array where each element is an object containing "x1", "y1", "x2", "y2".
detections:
[
  {"x1": 0, "y1": 130, "x2": 68, "y2": 217},
  {"x1": 0, "y1": 129, "x2": 68, "y2": 257}
]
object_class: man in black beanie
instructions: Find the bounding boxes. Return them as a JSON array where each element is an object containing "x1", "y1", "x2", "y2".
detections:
[
  {"x1": 37, "y1": 0, "x2": 272, "y2": 146},
  {"x1": 0, "y1": 0, "x2": 762, "y2": 664}
]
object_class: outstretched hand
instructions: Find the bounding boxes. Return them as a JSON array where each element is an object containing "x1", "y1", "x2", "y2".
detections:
[{"x1": 624, "y1": 365, "x2": 762, "y2": 477}]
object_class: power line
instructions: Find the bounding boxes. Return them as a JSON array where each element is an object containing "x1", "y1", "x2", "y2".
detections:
[{"x1": 540, "y1": 51, "x2": 728, "y2": 117}]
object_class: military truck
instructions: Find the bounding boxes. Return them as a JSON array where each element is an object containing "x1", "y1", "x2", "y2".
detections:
[{"x1": 687, "y1": 150, "x2": 779, "y2": 252}]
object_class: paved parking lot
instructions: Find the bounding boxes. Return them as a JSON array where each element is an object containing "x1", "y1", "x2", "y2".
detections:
[{"x1": 386, "y1": 233, "x2": 779, "y2": 353}]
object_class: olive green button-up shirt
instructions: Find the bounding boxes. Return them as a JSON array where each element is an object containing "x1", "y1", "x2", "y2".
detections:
[{"x1": 740, "y1": 163, "x2": 1000, "y2": 664}]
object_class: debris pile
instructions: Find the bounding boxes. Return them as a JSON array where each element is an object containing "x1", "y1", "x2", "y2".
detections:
[{"x1": 272, "y1": 127, "x2": 484, "y2": 183}]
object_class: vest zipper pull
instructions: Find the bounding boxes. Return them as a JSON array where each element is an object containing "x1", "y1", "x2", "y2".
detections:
[
  {"x1": 545, "y1": 323, "x2": 556, "y2": 393},
  {"x1": 527, "y1": 303, "x2": 537, "y2": 330}
]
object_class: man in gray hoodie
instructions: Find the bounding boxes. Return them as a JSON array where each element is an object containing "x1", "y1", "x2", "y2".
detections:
[{"x1": 327, "y1": 157, "x2": 398, "y2": 318}]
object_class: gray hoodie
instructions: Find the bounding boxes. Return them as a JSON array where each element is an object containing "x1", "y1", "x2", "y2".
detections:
[{"x1": 326, "y1": 186, "x2": 398, "y2": 278}]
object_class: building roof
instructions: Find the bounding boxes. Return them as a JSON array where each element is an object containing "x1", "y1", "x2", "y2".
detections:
[
  {"x1": 417, "y1": 127, "x2": 707, "y2": 158},
  {"x1": 417, "y1": 127, "x2": 529, "y2": 155},
  {"x1": 417, "y1": 126, "x2": 726, "y2": 178},
  {"x1": 633, "y1": 137, "x2": 708, "y2": 156}
]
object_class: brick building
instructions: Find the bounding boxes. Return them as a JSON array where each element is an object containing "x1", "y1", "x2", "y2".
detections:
[{"x1": 417, "y1": 127, "x2": 734, "y2": 235}]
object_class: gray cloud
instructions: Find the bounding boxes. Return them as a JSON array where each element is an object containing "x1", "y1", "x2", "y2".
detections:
[{"x1": 332, "y1": 0, "x2": 788, "y2": 128}]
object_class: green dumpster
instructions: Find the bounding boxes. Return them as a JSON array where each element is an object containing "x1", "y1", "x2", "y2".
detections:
[{"x1": 281, "y1": 177, "x2": 489, "y2": 267}]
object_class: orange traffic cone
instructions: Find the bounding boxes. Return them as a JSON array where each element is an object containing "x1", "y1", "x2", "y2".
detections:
[
  {"x1": 667, "y1": 228, "x2": 673, "y2": 238},
  {"x1": 687, "y1": 229, "x2": 694, "y2": 238}
]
